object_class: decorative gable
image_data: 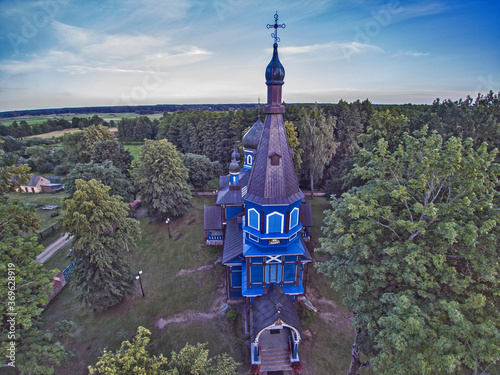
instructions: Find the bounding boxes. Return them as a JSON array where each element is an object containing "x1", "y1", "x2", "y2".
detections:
[{"x1": 269, "y1": 152, "x2": 281, "y2": 166}]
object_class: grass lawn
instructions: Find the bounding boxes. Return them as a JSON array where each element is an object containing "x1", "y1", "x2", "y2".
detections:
[
  {"x1": 41, "y1": 196, "x2": 358, "y2": 375},
  {"x1": 6, "y1": 191, "x2": 67, "y2": 231},
  {"x1": 124, "y1": 144, "x2": 143, "y2": 160}
]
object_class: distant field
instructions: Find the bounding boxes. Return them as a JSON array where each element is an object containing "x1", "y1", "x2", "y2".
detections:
[
  {"x1": 26, "y1": 128, "x2": 80, "y2": 139},
  {"x1": 27, "y1": 127, "x2": 118, "y2": 139},
  {"x1": 1, "y1": 113, "x2": 163, "y2": 126}
]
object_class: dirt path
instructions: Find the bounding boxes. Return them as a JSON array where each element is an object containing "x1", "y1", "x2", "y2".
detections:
[
  {"x1": 36, "y1": 233, "x2": 73, "y2": 263},
  {"x1": 157, "y1": 263, "x2": 228, "y2": 330}
]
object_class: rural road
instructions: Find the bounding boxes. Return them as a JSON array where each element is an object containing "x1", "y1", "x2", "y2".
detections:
[{"x1": 36, "y1": 233, "x2": 73, "y2": 263}]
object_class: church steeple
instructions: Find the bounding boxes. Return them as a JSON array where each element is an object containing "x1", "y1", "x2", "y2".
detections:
[
  {"x1": 245, "y1": 13, "x2": 304, "y2": 205},
  {"x1": 264, "y1": 12, "x2": 286, "y2": 115}
]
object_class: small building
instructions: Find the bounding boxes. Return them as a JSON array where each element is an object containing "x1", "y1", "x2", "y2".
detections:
[
  {"x1": 40, "y1": 183, "x2": 64, "y2": 193},
  {"x1": 20, "y1": 175, "x2": 51, "y2": 193}
]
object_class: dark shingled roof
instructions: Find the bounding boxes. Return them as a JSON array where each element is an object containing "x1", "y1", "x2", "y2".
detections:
[
  {"x1": 216, "y1": 169, "x2": 250, "y2": 205},
  {"x1": 242, "y1": 117, "x2": 264, "y2": 150},
  {"x1": 300, "y1": 203, "x2": 314, "y2": 227},
  {"x1": 222, "y1": 217, "x2": 244, "y2": 264},
  {"x1": 245, "y1": 115, "x2": 304, "y2": 205},
  {"x1": 204, "y1": 206, "x2": 223, "y2": 230},
  {"x1": 301, "y1": 236, "x2": 313, "y2": 261},
  {"x1": 251, "y1": 284, "x2": 302, "y2": 341}
]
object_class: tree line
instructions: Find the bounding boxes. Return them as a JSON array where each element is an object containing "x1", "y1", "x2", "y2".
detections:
[{"x1": 0, "y1": 115, "x2": 110, "y2": 138}]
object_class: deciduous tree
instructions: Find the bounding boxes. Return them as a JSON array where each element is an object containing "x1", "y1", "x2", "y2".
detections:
[
  {"x1": 65, "y1": 161, "x2": 134, "y2": 202},
  {"x1": 62, "y1": 179, "x2": 141, "y2": 310},
  {"x1": 182, "y1": 153, "x2": 218, "y2": 192},
  {"x1": 0, "y1": 164, "x2": 70, "y2": 373},
  {"x1": 134, "y1": 139, "x2": 192, "y2": 221},
  {"x1": 91, "y1": 140, "x2": 134, "y2": 177},
  {"x1": 317, "y1": 127, "x2": 500, "y2": 374},
  {"x1": 89, "y1": 327, "x2": 240, "y2": 375},
  {"x1": 298, "y1": 104, "x2": 338, "y2": 198}
]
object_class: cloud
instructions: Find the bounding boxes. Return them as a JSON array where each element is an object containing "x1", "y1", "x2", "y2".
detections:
[
  {"x1": 393, "y1": 2, "x2": 449, "y2": 21},
  {"x1": 279, "y1": 41, "x2": 383, "y2": 60},
  {"x1": 391, "y1": 50, "x2": 430, "y2": 58},
  {"x1": 0, "y1": 21, "x2": 212, "y2": 76}
]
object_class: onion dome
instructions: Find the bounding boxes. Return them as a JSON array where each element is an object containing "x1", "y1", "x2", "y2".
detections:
[
  {"x1": 265, "y1": 43, "x2": 285, "y2": 83},
  {"x1": 231, "y1": 148, "x2": 241, "y2": 161},
  {"x1": 242, "y1": 117, "x2": 264, "y2": 150},
  {"x1": 229, "y1": 156, "x2": 240, "y2": 174}
]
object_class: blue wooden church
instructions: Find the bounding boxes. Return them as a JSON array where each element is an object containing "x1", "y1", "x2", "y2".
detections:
[{"x1": 204, "y1": 13, "x2": 313, "y2": 373}]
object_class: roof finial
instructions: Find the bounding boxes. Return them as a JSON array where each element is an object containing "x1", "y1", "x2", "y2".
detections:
[
  {"x1": 266, "y1": 11, "x2": 286, "y2": 44},
  {"x1": 257, "y1": 97, "x2": 261, "y2": 120}
]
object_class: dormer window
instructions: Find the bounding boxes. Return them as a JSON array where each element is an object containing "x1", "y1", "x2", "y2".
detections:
[{"x1": 269, "y1": 152, "x2": 281, "y2": 166}]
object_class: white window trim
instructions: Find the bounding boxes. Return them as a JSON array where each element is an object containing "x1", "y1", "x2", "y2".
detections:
[
  {"x1": 248, "y1": 233, "x2": 260, "y2": 243},
  {"x1": 266, "y1": 211, "x2": 284, "y2": 234},
  {"x1": 246, "y1": 154, "x2": 253, "y2": 165},
  {"x1": 289, "y1": 232, "x2": 297, "y2": 241},
  {"x1": 248, "y1": 208, "x2": 260, "y2": 231},
  {"x1": 289, "y1": 207, "x2": 299, "y2": 229}
]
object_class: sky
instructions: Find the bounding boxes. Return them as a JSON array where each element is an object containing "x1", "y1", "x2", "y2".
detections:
[{"x1": 0, "y1": 0, "x2": 499, "y2": 111}]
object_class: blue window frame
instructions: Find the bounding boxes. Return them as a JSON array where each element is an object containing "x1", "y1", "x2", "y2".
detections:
[
  {"x1": 265, "y1": 264, "x2": 282, "y2": 283},
  {"x1": 231, "y1": 271, "x2": 242, "y2": 287},
  {"x1": 248, "y1": 208, "x2": 259, "y2": 231},
  {"x1": 283, "y1": 264, "x2": 296, "y2": 283},
  {"x1": 290, "y1": 207, "x2": 299, "y2": 229},
  {"x1": 267, "y1": 212, "x2": 284, "y2": 234},
  {"x1": 250, "y1": 265, "x2": 264, "y2": 284}
]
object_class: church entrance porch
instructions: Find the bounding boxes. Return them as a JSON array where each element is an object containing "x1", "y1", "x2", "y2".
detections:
[
  {"x1": 250, "y1": 285, "x2": 302, "y2": 374},
  {"x1": 259, "y1": 328, "x2": 293, "y2": 373}
]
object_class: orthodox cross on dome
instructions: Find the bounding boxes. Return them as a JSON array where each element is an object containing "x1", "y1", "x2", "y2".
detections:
[{"x1": 266, "y1": 11, "x2": 286, "y2": 44}]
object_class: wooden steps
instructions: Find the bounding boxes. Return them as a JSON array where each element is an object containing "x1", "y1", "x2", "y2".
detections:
[{"x1": 259, "y1": 348, "x2": 290, "y2": 373}]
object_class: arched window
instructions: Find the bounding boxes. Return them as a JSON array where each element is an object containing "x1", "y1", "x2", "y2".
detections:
[
  {"x1": 246, "y1": 154, "x2": 253, "y2": 166},
  {"x1": 267, "y1": 211, "x2": 284, "y2": 234},
  {"x1": 248, "y1": 208, "x2": 260, "y2": 231},
  {"x1": 289, "y1": 207, "x2": 299, "y2": 229}
]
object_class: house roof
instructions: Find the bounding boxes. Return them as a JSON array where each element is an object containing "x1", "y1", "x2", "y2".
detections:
[
  {"x1": 216, "y1": 169, "x2": 250, "y2": 205},
  {"x1": 301, "y1": 236, "x2": 313, "y2": 262},
  {"x1": 300, "y1": 203, "x2": 314, "y2": 227},
  {"x1": 251, "y1": 284, "x2": 302, "y2": 341},
  {"x1": 13, "y1": 175, "x2": 44, "y2": 187},
  {"x1": 204, "y1": 206, "x2": 223, "y2": 230},
  {"x1": 245, "y1": 115, "x2": 304, "y2": 205},
  {"x1": 222, "y1": 216, "x2": 244, "y2": 264}
]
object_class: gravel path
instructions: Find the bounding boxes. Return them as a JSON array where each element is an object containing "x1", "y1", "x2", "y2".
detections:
[{"x1": 36, "y1": 233, "x2": 73, "y2": 263}]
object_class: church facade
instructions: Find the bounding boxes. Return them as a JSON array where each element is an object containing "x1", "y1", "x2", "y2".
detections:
[{"x1": 203, "y1": 13, "x2": 312, "y2": 373}]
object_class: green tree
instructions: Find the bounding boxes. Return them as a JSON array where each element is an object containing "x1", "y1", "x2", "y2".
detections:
[
  {"x1": 317, "y1": 127, "x2": 500, "y2": 375},
  {"x1": 65, "y1": 160, "x2": 135, "y2": 201},
  {"x1": 298, "y1": 104, "x2": 338, "y2": 198},
  {"x1": 62, "y1": 125, "x2": 114, "y2": 164},
  {"x1": 62, "y1": 179, "x2": 141, "y2": 310},
  {"x1": 89, "y1": 327, "x2": 240, "y2": 375},
  {"x1": 134, "y1": 139, "x2": 192, "y2": 221},
  {"x1": 284, "y1": 120, "x2": 303, "y2": 172},
  {"x1": 182, "y1": 153, "x2": 217, "y2": 193},
  {"x1": 91, "y1": 140, "x2": 134, "y2": 177},
  {"x1": 0, "y1": 164, "x2": 70, "y2": 373}
]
